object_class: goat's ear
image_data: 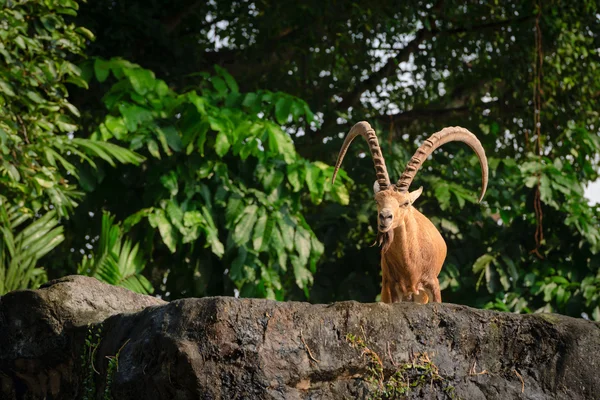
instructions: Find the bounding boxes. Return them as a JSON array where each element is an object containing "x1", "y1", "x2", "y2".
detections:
[
  {"x1": 409, "y1": 186, "x2": 423, "y2": 204},
  {"x1": 373, "y1": 181, "x2": 381, "y2": 194}
]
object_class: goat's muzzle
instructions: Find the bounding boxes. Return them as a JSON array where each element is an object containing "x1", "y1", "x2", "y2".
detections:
[{"x1": 378, "y1": 209, "x2": 393, "y2": 232}]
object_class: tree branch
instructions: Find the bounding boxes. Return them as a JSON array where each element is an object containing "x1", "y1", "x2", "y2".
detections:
[
  {"x1": 202, "y1": 26, "x2": 301, "y2": 82},
  {"x1": 337, "y1": 30, "x2": 434, "y2": 114},
  {"x1": 162, "y1": 1, "x2": 205, "y2": 34},
  {"x1": 442, "y1": 13, "x2": 535, "y2": 36},
  {"x1": 385, "y1": 105, "x2": 471, "y2": 123},
  {"x1": 318, "y1": 12, "x2": 535, "y2": 136},
  {"x1": 382, "y1": 78, "x2": 497, "y2": 128}
]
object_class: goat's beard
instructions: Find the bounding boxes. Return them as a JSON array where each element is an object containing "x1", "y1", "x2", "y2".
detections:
[{"x1": 377, "y1": 229, "x2": 394, "y2": 254}]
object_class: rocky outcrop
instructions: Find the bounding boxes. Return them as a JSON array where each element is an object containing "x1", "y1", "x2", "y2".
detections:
[{"x1": 0, "y1": 276, "x2": 598, "y2": 399}]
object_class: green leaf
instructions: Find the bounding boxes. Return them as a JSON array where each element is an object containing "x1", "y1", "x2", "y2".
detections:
[
  {"x1": 79, "y1": 212, "x2": 153, "y2": 294},
  {"x1": 309, "y1": 235, "x2": 324, "y2": 273},
  {"x1": 124, "y1": 68, "x2": 156, "y2": 95},
  {"x1": 55, "y1": 115, "x2": 78, "y2": 132},
  {"x1": 188, "y1": 92, "x2": 207, "y2": 114},
  {"x1": 303, "y1": 103, "x2": 315, "y2": 123},
  {"x1": 0, "y1": 208, "x2": 62, "y2": 294},
  {"x1": 34, "y1": 175, "x2": 54, "y2": 188},
  {"x1": 275, "y1": 96, "x2": 292, "y2": 125},
  {"x1": 215, "y1": 131, "x2": 230, "y2": 157},
  {"x1": 452, "y1": 189, "x2": 466, "y2": 209},
  {"x1": 434, "y1": 183, "x2": 451, "y2": 211},
  {"x1": 210, "y1": 76, "x2": 228, "y2": 97},
  {"x1": 195, "y1": 123, "x2": 209, "y2": 156},
  {"x1": 158, "y1": 125, "x2": 182, "y2": 152},
  {"x1": 155, "y1": 80, "x2": 170, "y2": 97},
  {"x1": 14, "y1": 36, "x2": 26, "y2": 50},
  {"x1": 233, "y1": 205, "x2": 259, "y2": 244},
  {"x1": 214, "y1": 65, "x2": 239, "y2": 93},
  {"x1": 0, "y1": 80, "x2": 15, "y2": 96},
  {"x1": 147, "y1": 139, "x2": 161, "y2": 159},
  {"x1": 252, "y1": 209, "x2": 269, "y2": 251},
  {"x1": 261, "y1": 217, "x2": 276, "y2": 253},
  {"x1": 266, "y1": 123, "x2": 296, "y2": 163},
  {"x1": 71, "y1": 138, "x2": 145, "y2": 166},
  {"x1": 473, "y1": 254, "x2": 495, "y2": 273},
  {"x1": 230, "y1": 247, "x2": 247, "y2": 282},
  {"x1": 277, "y1": 213, "x2": 295, "y2": 251},
  {"x1": 270, "y1": 227, "x2": 287, "y2": 270},
  {"x1": 208, "y1": 115, "x2": 229, "y2": 134},
  {"x1": 539, "y1": 174, "x2": 555, "y2": 207},
  {"x1": 291, "y1": 255, "x2": 313, "y2": 289},
  {"x1": 295, "y1": 226, "x2": 311, "y2": 265},
  {"x1": 225, "y1": 194, "x2": 245, "y2": 226},
  {"x1": 41, "y1": 14, "x2": 60, "y2": 31},
  {"x1": 118, "y1": 104, "x2": 153, "y2": 131},
  {"x1": 165, "y1": 199, "x2": 185, "y2": 234},
  {"x1": 94, "y1": 58, "x2": 111, "y2": 82},
  {"x1": 75, "y1": 26, "x2": 95, "y2": 40},
  {"x1": 330, "y1": 179, "x2": 350, "y2": 205},
  {"x1": 261, "y1": 167, "x2": 284, "y2": 192},
  {"x1": 473, "y1": 254, "x2": 495, "y2": 291},
  {"x1": 305, "y1": 164, "x2": 324, "y2": 204},
  {"x1": 160, "y1": 171, "x2": 179, "y2": 196},
  {"x1": 199, "y1": 206, "x2": 224, "y2": 257},
  {"x1": 543, "y1": 282, "x2": 557, "y2": 302},
  {"x1": 123, "y1": 208, "x2": 153, "y2": 232},
  {"x1": 4, "y1": 163, "x2": 20, "y2": 182},
  {"x1": 290, "y1": 100, "x2": 305, "y2": 122},
  {"x1": 26, "y1": 91, "x2": 44, "y2": 104},
  {"x1": 64, "y1": 102, "x2": 81, "y2": 117},
  {"x1": 104, "y1": 116, "x2": 128, "y2": 139},
  {"x1": 286, "y1": 163, "x2": 305, "y2": 192},
  {"x1": 148, "y1": 209, "x2": 177, "y2": 253},
  {"x1": 242, "y1": 93, "x2": 259, "y2": 109}
]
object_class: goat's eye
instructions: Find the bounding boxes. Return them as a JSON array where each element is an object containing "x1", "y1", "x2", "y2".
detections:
[{"x1": 401, "y1": 201, "x2": 409, "y2": 207}]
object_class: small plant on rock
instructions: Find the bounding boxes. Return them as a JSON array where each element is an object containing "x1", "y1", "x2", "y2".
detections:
[{"x1": 346, "y1": 332, "x2": 458, "y2": 399}]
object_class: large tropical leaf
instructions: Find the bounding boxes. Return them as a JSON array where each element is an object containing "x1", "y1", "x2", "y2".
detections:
[
  {"x1": 0, "y1": 201, "x2": 63, "y2": 295},
  {"x1": 78, "y1": 212, "x2": 153, "y2": 294}
]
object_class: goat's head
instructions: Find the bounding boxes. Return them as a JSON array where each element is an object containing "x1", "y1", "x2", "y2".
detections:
[
  {"x1": 373, "y1": 184, "x2": 422, "y2": 233},
  {"x1": 331, "y1": 121, "x2": 488, "y2": 237}
]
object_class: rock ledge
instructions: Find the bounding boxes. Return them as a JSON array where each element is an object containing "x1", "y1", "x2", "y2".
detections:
[{"x1": 1, "y1": 276, "x2": 598, "y2": 399}]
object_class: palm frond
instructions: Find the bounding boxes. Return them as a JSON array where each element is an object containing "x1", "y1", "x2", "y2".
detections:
[
  {"x1": 0, "y1": 202, "x2": 63, "y2": 295},
  {"x1": 78, "y1": 212, "x2": 153, "y2": 294},
  {"x1": 71, "y1": 138, "x2": 146, "y2": 166}
]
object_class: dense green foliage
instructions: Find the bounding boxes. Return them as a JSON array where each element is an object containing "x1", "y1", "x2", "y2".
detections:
[
  {"x1": 0, "y1": 0, "x2": 143, "y2": 216},
  {"x1": 76, "y1": 57, "x2": 348, "y2": 299},
  {"x1": 0, "y1": 0, "x2": 143, "y2": 292},
  {"x1": 1, "y1": 0, "x2": 599, "y2": 320}
]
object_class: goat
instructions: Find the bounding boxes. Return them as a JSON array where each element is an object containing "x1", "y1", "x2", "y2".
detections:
[{"x1": 331, "y1": 121, "x2": 488, "y2": 303}]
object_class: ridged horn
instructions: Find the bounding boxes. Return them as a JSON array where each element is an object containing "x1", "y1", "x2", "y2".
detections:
[
  {"x1": 332, "y1": 121, "x2": 391, "y2": 190},
  {"x1": 395, "y1": 126, "x2": 488, "y2": 202}
]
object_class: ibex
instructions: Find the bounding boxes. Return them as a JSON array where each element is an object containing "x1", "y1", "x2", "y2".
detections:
[{"x1": 332, "y1": 121, "x2": 488, "y2": 303}]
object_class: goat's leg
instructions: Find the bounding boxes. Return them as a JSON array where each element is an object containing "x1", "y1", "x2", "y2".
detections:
[
  {"x1": 380, "y1": 276, "x2": 392, "y2": 303},
  {"x1": 424, "y1": 279, "x2": 442, "y2": 302},
  {"x1": 391, "y1": 283, "x2": 402, "y2": 303},
  {"x1": 380, "y1": 259, "x2": 393, "y2": 303}
]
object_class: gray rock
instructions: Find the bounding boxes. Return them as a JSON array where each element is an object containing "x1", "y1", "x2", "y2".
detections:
[
  {"x1": 0, "y1": 276, "x2": 598, "y2": 399},
  {"x1": 0, "y1": 275, "x2": 165, "y2": 399}
]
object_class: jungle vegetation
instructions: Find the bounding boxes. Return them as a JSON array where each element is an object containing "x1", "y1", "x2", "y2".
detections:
[{"x1": 1, "y1": 0, "x2": 599, "y2": 320}]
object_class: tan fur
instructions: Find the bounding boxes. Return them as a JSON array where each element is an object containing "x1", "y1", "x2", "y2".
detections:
[
  {"x1": 332, "y1": 122, "x2": 488, "y2": 305},
  {"x1": 375, "y1": 190, "x2": 446, "y2": 303}
]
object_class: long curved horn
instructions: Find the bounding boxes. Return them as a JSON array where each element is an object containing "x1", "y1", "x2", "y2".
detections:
[
  {"x1": 395, "y1": 126, "x2": 488, "y2": 202},
  {"x1": 332, "y1": 121, "x2": 391, "y2": 190}
]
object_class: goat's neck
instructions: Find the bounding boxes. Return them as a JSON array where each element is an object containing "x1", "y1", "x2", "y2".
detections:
[{"x1": 384, "y1": 209, "x2": 419, "y2": 270}]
